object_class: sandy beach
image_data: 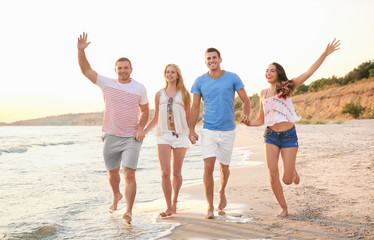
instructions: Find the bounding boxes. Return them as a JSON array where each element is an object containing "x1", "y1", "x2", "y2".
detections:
[{"x1": 157, "y1": 120, "x2": 374, "y2": 239}]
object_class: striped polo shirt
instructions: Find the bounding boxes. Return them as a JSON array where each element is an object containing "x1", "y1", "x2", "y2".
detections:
[{"x1": 96, "y1": 75, "x2": 148, "y2": 137}]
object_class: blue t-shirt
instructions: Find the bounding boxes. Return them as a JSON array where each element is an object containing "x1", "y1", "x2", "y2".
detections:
[{"x1": 191, "y1": 71, "x2": 245, "y2": 130}]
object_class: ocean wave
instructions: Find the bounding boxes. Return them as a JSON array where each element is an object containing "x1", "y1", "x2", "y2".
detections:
[
  {"x1": 15, "y1": 224, "x2": 58, "y2": 239},
  {"x1": 150, "y1": 215, "x2": 181, "y2": 240},
  {"x1": 0, "y1": 141, "x2": 75, "y2": 155},
  {"x1": 218, "y1": 214, "x2": 253, "y2": 223},
  {"x1": 0, "y1": 146, "x2": 29, "y2": 155},
  {"x1": 136, "y1": 166, "x2": 156, "y2": 172},
  {"x1": 35, "y1": 141, "x2": 74, "y2": 147}
]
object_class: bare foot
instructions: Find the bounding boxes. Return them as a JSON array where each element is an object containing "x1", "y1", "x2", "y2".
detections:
[
  {"x1": 293, "y1": 170, "x2": 300, "y2": 185},
  {"x1": 277, "y1": 208, "x2": 288, "y2": 217},
  {"x1": 171, "y1": 204, "x2": 177, "y2": 214},
  {"x1": 159, "y1": 209, "x2": 173, "y2": 218},
  {"x1": 122, "y1": 213, "x2": 132, "y2": 224},
  {"x1": 109, "y1": 193, "x2": 123, "y2": 213},
  {"x1": 218, "y1": 192, "x2": 227, "y2": 211},
  {"x1": 218, "y1": 210, "x2": 226, "y2": 216},
  {"x1": 204, "y1": 209, "x2": 214, "y2": 219}
]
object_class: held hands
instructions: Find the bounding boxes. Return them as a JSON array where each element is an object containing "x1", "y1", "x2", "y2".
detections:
[
  {"x1": 77, "y1": 32, "x2": 91, "y2": 50},
  {"x1": 189, "y1": 131, "x2": 199, "y2": 144},
  {"x1": 239, "y1": 114, "x2": 249, "y2": 124},
  {"x1": 324, "y1": 38, "x2": 341, "y2": 56},
  {"x1": 134, "y1": 129, "x2": 146, "y2": 142},
  {"x1": 241, "y1": 118, "x2": 252, "y2": 126},
  {"x1": 240, "y1": 113, "x2": 253, "y2": 126}
]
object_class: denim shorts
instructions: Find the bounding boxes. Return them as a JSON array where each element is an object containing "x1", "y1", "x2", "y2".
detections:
[{"x1": 263, "y1": 125, "x2": 299, "y2": 148}]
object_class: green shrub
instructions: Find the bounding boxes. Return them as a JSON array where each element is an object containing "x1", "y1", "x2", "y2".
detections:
[
  {"x1": 341, "y1": 102, "x2": 366, "y2": 119},
  {"x1": 313, "y1": 120, "x2": 327, "y2": 124},
  {"x1": 234, "y1": 97, "x2": 242, "y2": 111},
  {"x1": 235, "y1": 111, "x2": 241, "y2": 121},
  {"x1": 296, "y1": 120, "x2": 312, "y2": 124}
]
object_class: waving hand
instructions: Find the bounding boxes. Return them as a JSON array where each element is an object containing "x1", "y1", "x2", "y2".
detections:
[
  {"x1": 77, "y1": 32, "x2": 97, "y2": 84},
  {"x1": 77, "y1": 32, "x2": 91, "y2": 50},
  {"x1": 292, "y1": 38, "x2": 341, "y2": 89},
  {"x1": 324, "y1": 38, "x2": 341, "y2": 56}
]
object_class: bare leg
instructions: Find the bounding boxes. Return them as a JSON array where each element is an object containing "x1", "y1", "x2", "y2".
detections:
[
  {"x1": 122, "y1": 167, "x2": 136, "y2": 223},
  {"x1": 265, "y1": 143, "x2": 288, "y2": 217},
  {"x1": 218, "y1": 162, "x2": 229, "y2": 211},
  {"x1": 171, "y1": 147, "x2": 187, "y2": 214},
  {"x1": 108, "y1": 167, "x2": 123, "y2": 213},
  {"x1": 203, "y1": 157, "x2": 216, "y2": 219},
  {"x1": 294, "y1": 170, "x2": 300, "y2": 185},
  {"x1": 157, "y1": 144, "x2": 173, "y2": 217},
  {"x1": 280, "y1": 147, "x2": 299, "y2": 185}
]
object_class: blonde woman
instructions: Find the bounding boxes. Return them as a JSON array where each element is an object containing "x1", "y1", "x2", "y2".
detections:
[{"x1": 145, "y1": 64, "x2": 191, "y2": 217}]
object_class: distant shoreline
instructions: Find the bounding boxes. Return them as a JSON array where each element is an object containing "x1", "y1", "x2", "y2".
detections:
[{"x1": 0, "y1": 112, "x2": 104, "y2": 126}]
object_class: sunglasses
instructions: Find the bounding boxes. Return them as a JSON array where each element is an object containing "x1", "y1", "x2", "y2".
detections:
[
  {"x1": 167, "y1": 98, "x2": 179, "y2": 138},
  {"x1": 167, "y1": 97, "x2": 173, "y2": 111}
]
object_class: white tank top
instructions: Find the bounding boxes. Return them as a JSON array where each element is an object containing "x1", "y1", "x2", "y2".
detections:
[
  {"x1": 262, "y1": 89, "x2": 301, "y2": 127},
  {"x1": 156, "y1": 90, "x2": 189, "y2": 136}
]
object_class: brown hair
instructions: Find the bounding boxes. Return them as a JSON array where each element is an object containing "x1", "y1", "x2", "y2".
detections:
[
  {"x1": 271, "y1": 62, "x2": 295, "y2": 98},
  {"x1": 163, "y1": 64, "x2": 191, "y2": 107},
  {"x1": 115, "y1": 57, "x2": 132, "y2": 68},
  {"x1": 205, "y1": 48, "x2": 221, "y2": 58}
]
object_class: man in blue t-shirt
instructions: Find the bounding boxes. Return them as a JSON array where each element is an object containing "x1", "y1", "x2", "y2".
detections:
[{"x1": 189, "y1": 48, "x2": 251, "y2": 219}]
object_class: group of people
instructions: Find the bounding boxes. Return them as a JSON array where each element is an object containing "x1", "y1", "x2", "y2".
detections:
[{"x1": 77, "y1": 32, "x2": 340, "y2": 223}]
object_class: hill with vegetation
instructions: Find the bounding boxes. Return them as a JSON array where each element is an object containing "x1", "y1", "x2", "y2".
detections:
[
  {"x1": 292, "y1": 78, "x2": 374, "y2": 121},
  {"x1": 294, "y1": 60, "x2": 374, "y2": 95}
]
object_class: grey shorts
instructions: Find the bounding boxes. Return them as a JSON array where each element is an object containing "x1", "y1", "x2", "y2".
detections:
[{"x1": 102, "y1": 133, "x2": 142, "y2": 170}]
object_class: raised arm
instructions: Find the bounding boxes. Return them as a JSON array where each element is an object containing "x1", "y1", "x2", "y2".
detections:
[
  {"x1": 189, "y1": 94, "x2": 201, "y2": 144},
  {"x1": 237, "y1": 88, "x2": 251, "y2": 124},
  {"x1": 144, "y1": 92, "x2": 160, "y2": 135},
  {"x1": 77, "y1": 32, "x2": 98, "y2": 84},
  {"x1": 292, "y1": 38, "x2": 341, "y2": 89}
]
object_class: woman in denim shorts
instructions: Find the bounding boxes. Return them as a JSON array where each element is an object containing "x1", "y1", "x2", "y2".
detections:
[{"x1": 242, "y1": 39, "x2": 340, "y2": 217}]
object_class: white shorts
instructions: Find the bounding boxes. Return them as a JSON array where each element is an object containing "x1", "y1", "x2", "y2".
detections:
[
  {"x1": 157, "y1": 132, "x2": 189, "y2": 148},
  {"x1": 200, "y1": 128, "x2": 236, "y2": 165}
]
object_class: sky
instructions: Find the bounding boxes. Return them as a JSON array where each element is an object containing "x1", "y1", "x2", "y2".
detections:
[{"x1": 1, "y1": 0, "x2": 373, "y2": 123}]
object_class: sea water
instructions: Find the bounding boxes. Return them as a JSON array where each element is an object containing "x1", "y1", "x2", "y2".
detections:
[{"x1": 0, "y1": 126, "x2": 254, "y2": 240}]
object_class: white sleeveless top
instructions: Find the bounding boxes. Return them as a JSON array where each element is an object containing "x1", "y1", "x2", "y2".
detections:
[
  {"x1": 262, "y1": 89, "x2": 301, "y2": 127},
  {"x1": 156, "y1": 90, "x2": 189, "y2": 136}
]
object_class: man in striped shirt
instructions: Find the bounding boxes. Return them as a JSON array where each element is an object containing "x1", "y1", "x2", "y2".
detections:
[{"x1": 77, "y1": 32, "x2": 149, "y2": 224}]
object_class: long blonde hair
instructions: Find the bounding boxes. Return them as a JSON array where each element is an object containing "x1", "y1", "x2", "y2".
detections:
[{"x1": 163, "y1": 64, "x2": 191, "y2": 107}]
